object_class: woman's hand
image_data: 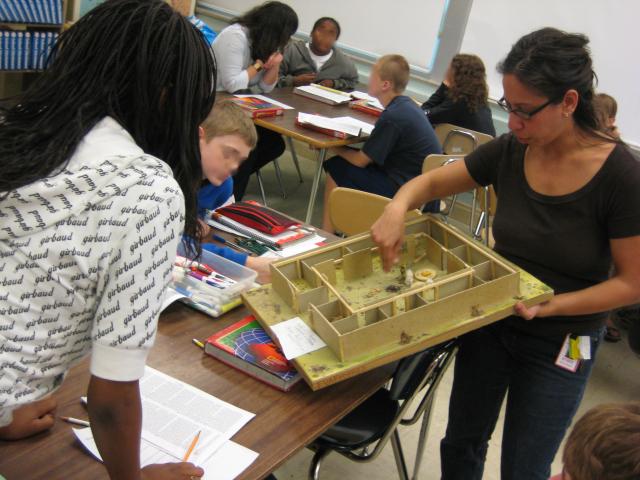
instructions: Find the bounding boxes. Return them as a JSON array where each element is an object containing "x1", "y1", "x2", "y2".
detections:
[
  {"x1": 514, "y1": 301, "x2": 552, "y2": 320},
  {"x1": 371, "y1": 202, "x2": 408, "y2": 272},
  {"x1": 264, "y1": 52, "x2": 283, "y2": 70},
  {"x1": 0, "y1": 396, "x2": 57, "y2": 440},
  {"x1": 318, "y1": 79, "x2": 335, "y2": 88},
  {"x1": 141, "y1": 463, "x2": 204, "y2": 479},
  {"x1": 245, "y1": 256, "x2": 274, "y2": 283}
]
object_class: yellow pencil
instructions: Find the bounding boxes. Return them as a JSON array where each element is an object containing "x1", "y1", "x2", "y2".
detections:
[
  {"x1": 192, "y1": 338, "x2": 204, "y2": 349},
  {"x1": 182, "y1": 430, "x2": 201, "y2": 462}
]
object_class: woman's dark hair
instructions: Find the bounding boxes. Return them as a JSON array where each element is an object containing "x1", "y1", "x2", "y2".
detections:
[
  {"x1": 312, "y1": 17, "x2": 341, "y2": 39},
  {"x1": 233, "y1": 1, "x2": 298, "y2": 61},
  {"x1": 448, "y1": 54, "x2": 489, "y2": 112},
  {"x1": 498, "y1": 27, "x2": 613, "y2": 141},
  {"x1": 0, "y1": 0, "x2": 216, "y2": 253}
]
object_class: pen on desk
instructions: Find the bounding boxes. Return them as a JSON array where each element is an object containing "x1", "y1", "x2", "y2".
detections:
[
  {"x1": 183, "y1": 430, "x2": 201, "y2": 462},
  {"x1": 61, "y1": 416, "x2": 90, "y2": 427},
  {"x1": 192, "y1": 338, "x2": 204, "y2": 349},
  {"x1": 212, "y1": 234, "x2": 253, "y2": 255}
]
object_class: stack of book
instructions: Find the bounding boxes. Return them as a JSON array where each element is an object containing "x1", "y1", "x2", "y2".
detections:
[
  {"x1": 0, "y1": 30, "x2": 58, "y2": 70},
  {"x1": 205, "y1": 315, "x2": 303, "y2": 391},
  {"x1": 208, "y1": 201, "x2": 316, "y2": 251},
  {"x1": 293, "y1": 84, "x2": 352, "y2": 105},
  {"x1": 230, "y1": 96, "x2": 284, "y2": 118},
  {"x1": 0, "y1": 0, "x2": 64, "y2": 24},
  {"x1": 295, "y1": 112, "x2": 364, "y2": 139}
]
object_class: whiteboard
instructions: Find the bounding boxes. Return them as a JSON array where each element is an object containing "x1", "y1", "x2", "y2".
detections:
[
  {"x1": 200, "y1": 0, "x2": 446, "y2": 70},
  {"x1": 461, "y1": 0, "x2": 640, "y2": 146}
]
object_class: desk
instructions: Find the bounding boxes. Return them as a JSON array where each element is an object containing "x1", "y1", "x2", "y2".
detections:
[
  {"x1": 245, "y1": 88, "x2": 376, "y2": 224},
  {"x1": 0, "y1": 303, "x2": 393, "y2": 480}
]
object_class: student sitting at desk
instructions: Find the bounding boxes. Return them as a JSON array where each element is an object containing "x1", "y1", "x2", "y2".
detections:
[
  {"x1": 278, "y1": 17, "x2": 358, "y2": 91},
  {"x1": 0, "y1": 1, "x2": 215, "y2": 478},
  {"x1": 421, "y1": 53, "x2": 496, "y2": 136},
  {"x1": 321, "y1": 54, "x2": 441, "y2": 231},
  {"x1": 212, "y1": 1, "x2": 298, "y2": 201},
  {"x1": 195, "y1": 101, "x2": 273, "y2": 283}
]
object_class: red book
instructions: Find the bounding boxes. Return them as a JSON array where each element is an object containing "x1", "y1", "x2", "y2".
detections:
[
  {"x1": 350, "y1": 99, "x2": 383, "y2": 117},
  {"x1": 230, "y1": 96, "x2": 284, "y2": 118},
  {"x1": 294, "y1": 119, "x2": 352, "y2": 139},
  {"x1": 205, "y1": 315, "x2": 303, "y2": 392}
]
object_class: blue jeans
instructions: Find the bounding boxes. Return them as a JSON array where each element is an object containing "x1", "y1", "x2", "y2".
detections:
[{"x1": 440, "y1": 320, "x2": 603, "y2": 480}]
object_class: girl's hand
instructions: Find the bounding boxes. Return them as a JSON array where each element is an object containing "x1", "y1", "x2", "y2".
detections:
[
  {"x1": 0, "y1": 396, "x2": 57, "y2": 440},
  {"x1": 371, "y1": 203, "x2": 407, "y2": 272},
  {"x1": 264, "y1": 52, "x2": 283, "y2": 70}
]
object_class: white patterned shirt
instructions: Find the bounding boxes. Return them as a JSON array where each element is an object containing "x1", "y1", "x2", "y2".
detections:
[{"x1": 0, "y1": 117, "x2": 184, "y2": 426}]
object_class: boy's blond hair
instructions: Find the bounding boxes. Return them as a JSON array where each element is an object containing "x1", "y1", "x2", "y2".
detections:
[
  {"x1": 562, "y1": 402, "x2": 640, "y2": 480},
  {"x1": 376, "y1": 55, "x2": 410, "y2": 94},
  {"x1": 201, "y1": 100, "x2": 258, "y2": 148}
]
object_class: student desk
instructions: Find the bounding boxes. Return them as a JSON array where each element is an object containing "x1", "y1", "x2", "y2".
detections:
[
  {"x1": 222, "y1": 88, "x2": 376, "y2": 224},
  {"x1": 0, "y1": 302, "x2": 393, "y2": 480}
]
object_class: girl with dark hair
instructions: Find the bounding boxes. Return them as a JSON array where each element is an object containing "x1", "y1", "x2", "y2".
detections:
[
  {"x1": 212, "y1": 1, "x2": 299, "y2": 200},
  {"x1": 0, "y1": 1, "x2": 215, "y2": 478},
  {"x1": 421, "y1": 53, "x2": 496, "y2": 136},
  {"x1": 278, "y1": 17, "x2": 358, "y2": 91},
  {"x1": 372, "y1": 27, "x2": 640, "y2": 479}
]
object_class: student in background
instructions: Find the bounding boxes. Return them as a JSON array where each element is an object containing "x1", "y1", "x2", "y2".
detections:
[
  {"x1": 594, "y1": 92, "x2": 620, "y2": 139},
  {"x1": 371, "y1": 28, "x2": 640, "y2": 480},
  {"x1": 195, "y1": 101, "x2": 273, "y2": 283},
  {"x1": 278, "y1": 17, "x2": 358, "y2": 91},
  {"x1": 0, "y1": 1, "x2": 215, "y2": 478},
  {"x1": 550, "y1": 402, "x2": 640, "y2": 480},
  {"x1": 321, "y1": 54, "x2": 441, "y2": 231},
  {"x1": 421, "y1": 53, "x2": 496, "y2": 136},
  {"x1": 212, "y1": 1, "x2": 298, "y2": 201}
]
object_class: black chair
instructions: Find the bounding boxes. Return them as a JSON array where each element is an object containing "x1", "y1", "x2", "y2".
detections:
[{"x1": 307, "y1": 340, "x2": 458, "y2": 480}]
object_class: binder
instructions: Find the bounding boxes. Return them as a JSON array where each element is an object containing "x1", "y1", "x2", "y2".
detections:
[
  {"x1": 23, "y1": 0, "x2": 38, "y2": 23},
  {"x1": 0, "y1": 3, "x2": 13, "y2": 22},
  {"x1": 10, "y1": 31, "x2": 17, "y2": 70},
  {"x1": 12, "y1": 0, "x2": 29, "y2": 23},
  {"x1": 34, "y1": 0, "x2": 46, "y2": 24},
  {"x1": 4, "y1": 1, "x2": 19, "y2": 23}
]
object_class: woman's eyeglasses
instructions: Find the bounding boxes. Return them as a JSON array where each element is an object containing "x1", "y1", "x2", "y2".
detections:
[{"x1": 497, "y1": 97, "x2": 557, "y2": 120}]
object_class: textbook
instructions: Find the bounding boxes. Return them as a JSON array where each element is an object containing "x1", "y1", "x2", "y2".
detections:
[
  {"x1": 350, "y1": 98, "x2": 383, "y2": 117},
  {"x1": 295, "y1": 112, "x2": 362, "y2": 139},
  {"x1": 205, "y1": 315, "x2": 303, "y2": 392},
  {"x1": 293, "y1": 84, "x2": 352, "y2": 105},
  {"x1": 215, "y1": 201, "x2": 299, "y2": 235},
  {"x1": 230, "y1": 95, "x2": 284, "y2": 118}
]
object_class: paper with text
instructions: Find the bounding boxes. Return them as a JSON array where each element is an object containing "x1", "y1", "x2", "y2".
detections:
[
  {"x1": 271, "y1": 317, "x2": 327, "y2": 360},
  {"x1": 73, "y1": 428, "x2": 258, "y2": 480},
  {"x1": 297, "y1": 113, "x2": 362, "y2": 137},
  {"x1": 331, "y1": 116, "x2": 375, "y2": 135}
]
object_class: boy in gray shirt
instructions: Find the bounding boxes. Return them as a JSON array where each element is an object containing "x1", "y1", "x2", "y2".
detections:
[{"x1": 279, "y1": 17, "x2": 358, "y2": 91}]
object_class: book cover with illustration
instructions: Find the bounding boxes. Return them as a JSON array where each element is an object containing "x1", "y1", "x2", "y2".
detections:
[
  {"x1": 230, "y1": 96, "x2": 284, "y2": 118},
  {"x1": 205, "y1": 315, "x2": 302, "y2": 391}
]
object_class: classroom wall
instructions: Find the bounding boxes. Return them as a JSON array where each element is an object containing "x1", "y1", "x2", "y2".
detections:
[{"x1": 197, "y1": 0, "x2": 638, "y2": 148}]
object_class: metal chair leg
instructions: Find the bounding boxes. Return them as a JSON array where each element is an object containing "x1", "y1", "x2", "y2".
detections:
[
  {"x1": 256, "y1": 170, "x2": 267, "y2": 206},
  {"x1": 390, "y1": 429, "x2": 410, "y2": 480},
  {"x1": 308, "y1": 447, "x2": 331, "y2": 480},
  {"x1": 411, "y1": 395, "x2": 435, "y2": 480},
  {"x1": 286, "y1": 136, "x2": 304, "y2": 183},
  {"x1": 273, "y1": 158, "x2": 286, "y2": 199}
]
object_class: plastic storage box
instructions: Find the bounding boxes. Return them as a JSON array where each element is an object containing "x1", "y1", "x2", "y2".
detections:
[{"x1": 168, "y1": 243, "x2": 257, "y2": 317}]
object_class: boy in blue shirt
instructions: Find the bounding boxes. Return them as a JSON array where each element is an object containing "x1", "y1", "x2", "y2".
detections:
[
  {"x1": 321, "y1": 54, "x2": 442, "y2": 231},
  {"x1": 197, "y1": 101, "x2": 273, "y2": 282}
]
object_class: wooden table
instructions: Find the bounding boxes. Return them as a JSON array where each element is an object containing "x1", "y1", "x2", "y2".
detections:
[
  {"x1": 246, "y1": 88, "x2": 376, "y2": 224},
  {"x1": 0, "y1": 303, "x2": 392, "y2": 480}
]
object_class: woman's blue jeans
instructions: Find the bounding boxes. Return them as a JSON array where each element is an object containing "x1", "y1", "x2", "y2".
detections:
[{"x1": 440, "y1": 320, "x2": 603, "y2": 480}]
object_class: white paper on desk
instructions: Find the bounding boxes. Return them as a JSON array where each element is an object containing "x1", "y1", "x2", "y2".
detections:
[
  {"x1": 296, "y1": 84, "x2": 352, "y2": 104},
  {"x1": 368, "y1": 98, "x2": 384, "y2": 110},
  {"x1": 161, "y1": 287, "x2": 187, "y2": 311},
  {"x1": 234, "y1": 94, "x2": 294, "y2": 110},
  {"x1": 73, "y1": 428, "x2": 259, "y2": 480},
  {"x1": 139, "y1": 367, "x2": 255, "y2": 459},
  {"x1": 331, "y1": 116, "x2": 375, "y2": 136},
  {"x1": 297, "y1": 112, "x2": 362, "y2": 137},
  {"x1": 350, "y1": 90, "x2": 376, "y2": 102},
  {"x1": 271, "y1": 316, "x2": 327, "y2": 360},
  {"x1": 261, "y1": 234, "x2": 326, "y2": 259}
]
